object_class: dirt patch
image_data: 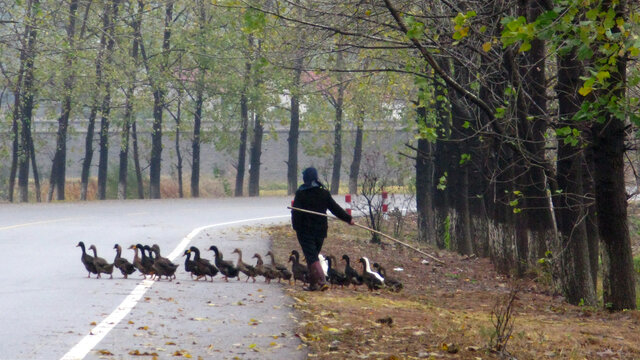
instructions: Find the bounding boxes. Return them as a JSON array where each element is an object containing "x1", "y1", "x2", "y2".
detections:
[{"x1": 267, "y1": 216, "x2": 640, "y2": 359}]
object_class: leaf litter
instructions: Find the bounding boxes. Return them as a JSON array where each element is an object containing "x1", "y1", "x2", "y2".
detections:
[{"x1": 267, "y1": 216, "x2": 640, "y2": 359}]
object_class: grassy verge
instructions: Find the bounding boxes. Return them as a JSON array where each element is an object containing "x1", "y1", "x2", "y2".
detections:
[{"x1": 268, "y1": 216, "x2": 640, "y2": 360}]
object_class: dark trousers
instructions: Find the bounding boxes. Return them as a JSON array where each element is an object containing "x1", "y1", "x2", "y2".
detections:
[{"x1": 296, "y1": 232, "x2": 324, "y2": 264}]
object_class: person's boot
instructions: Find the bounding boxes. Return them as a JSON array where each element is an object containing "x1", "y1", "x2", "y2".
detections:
[
  {"x1": 303, "y1": 261, "x2": 328, "y2": 291},
  {"x1": 303, "y1": 262, "x2": 318, "y2": 291}
]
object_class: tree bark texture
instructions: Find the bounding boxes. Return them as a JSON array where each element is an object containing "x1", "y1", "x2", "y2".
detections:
[
  {"x1": 149, "y1": 1, "x2": 174, "y2": 199},
  {"x1": 18, "y1": 0, "x2": 40, "y2": 203},
  {"x1": 81, "y1": 0, "x2": 111, "y2": 201},
  {"x1": 9, "y1": 58, "x2": 23, "y2": 203},
  {"x1": 131, "y1": 120, "x2": 144, "y2": 199},
  {"x1": 348, "y1": 114, "x2": 364, "y2": 195},
  {"x1": 248, "y1": 113, "x2": 263, "y2": 197},
  {"x1": 287, "y1": 58, "x2": 303, "y2": 195},
  {"x1": 556, "y1": 45, "x2": 596, "y2": 306},
  {"x1": 414, "y1": 102, "x2": 436, "y2": 245},
  {"x1": 191, "y1": 81, "x2": 204, "y2": 198},
  {"x1": 49, "y1": 0, "x2": 79, "y2": 202},
  {"x1": 330, "y1": 50, "x2": 345, "y2": 195},
  {"x1": 591, "y1": 0, "x2": 636, "y2": 311},
  {"x1": 174, "y1": 93, "x2": 183, "y2": 198},
  {"x1": 118, "y1": 2, "x2": 141, "y2": 200},
  {"x1": 235, "y1": 59, "x2": 251, "y2": 197}
]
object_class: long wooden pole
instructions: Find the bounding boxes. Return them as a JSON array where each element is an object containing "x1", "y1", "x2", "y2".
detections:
[{"x1": 288, "y1": 206, "x2": 445, "y2": 264}]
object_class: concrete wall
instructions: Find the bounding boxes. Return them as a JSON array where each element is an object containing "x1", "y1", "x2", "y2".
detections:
[{"x1": 0, "y1": 122, "x2": 414, "y2": 196}]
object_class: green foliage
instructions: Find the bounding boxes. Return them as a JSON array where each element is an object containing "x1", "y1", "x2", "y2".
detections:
[
  {"x1": 452, "y1": 11, "x2": 477, "y2": 41},
  {"x1": 242, "y1": 8, "x2": 266, "y2": 33},
  {"x1": 498, "y1": 1, "x2": 640, "y2": 127},
  {"x1": 459, "y1": 153, "x2": 471, "y2": 165},
  {"x1": 443, "y1": 215, "x2": 451, "y2": 251},
  {"x1": 555, "y1": 126, "x2": 581, "y2": 146},
  {"x1": 404, "y1": 16, "x2": 425, "y2": 40},
  {"x1": 437, "y1": 172, "x2": 447, "y2": 191},
  {"x1": 213, "y1": 166, "x2": 232, "y2": 197},
  {"x1": 106, "y1": 161, "x2": 142, "y2": 200}
]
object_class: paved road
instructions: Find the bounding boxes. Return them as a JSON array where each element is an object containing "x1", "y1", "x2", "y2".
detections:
[{"x1": 0, "y1": 197, "x2": 305, "y2": 360}]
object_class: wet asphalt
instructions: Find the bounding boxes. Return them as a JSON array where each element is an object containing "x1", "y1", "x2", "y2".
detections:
[{"x1": 0, "y1": 197, "x2": 306, "y2": 360}]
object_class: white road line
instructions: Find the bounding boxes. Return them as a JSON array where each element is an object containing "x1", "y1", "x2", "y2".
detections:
[
  {"x1": 0, "y1": 217, "x2": 82, "y2": 231},
  {"x1": 60, "y1": 214, "x2": 289, "y2": 360}
]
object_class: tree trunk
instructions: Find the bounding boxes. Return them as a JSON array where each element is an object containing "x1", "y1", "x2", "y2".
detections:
[
  {"x1": 28, "y1": 127, "x2": 41, "y2": 202},
  {"x1": 81, "y1": 0, "x2": 111, "y2": 201},
  {"x1": 432, "y1": 65, "x2": 451, "y2": 250},
  {"x1": 118, "y1": 0, "x2": 141, "y2": 200},
  {"x1": 191, "y1": 81, "x2": 203, "y2": 198},
  {"x1": 191, "y1": 0, "x2": 207, "y2": 198},
  {"x1": 174, "y1": 92, "x2": 183, "y2": 198},
  {"x1": 234, "y1": 60, "x2": 251, "y2": 197},
  {"x1": 97, "y1": 85, "x2": 113, "y2": 200},
  {"x1": 556, "y1": 45, "x2": 596, "y2": 306},
  {"x1": 80, "y1": 104, "x2": 98, "y2": 201},
  {"x1": 9, "y1": 65, "x2": 22, "y2": 203},
  {"x1": 131, "y1": 120, "x2": 144, "y2": 199},
  {"x1": 149, "y1": 89, "x2": 164, "y2": 199},
  {"x1": 583, "y1": 148, "x2": 599, "y2": 291},
  {"x1": 149, "y1": 1, "x2": 173, "y2": 199},
  {"x1": 330, "y1": 50, "x2": 345, "y2": 195},
  {"x1": 248, "y1": 113, "x2": 263, "y2": 197},
  {"x1": 287, "y1": 59, "x2": 303, "y2": 195},
  {"x1": 118, "y1": 88, "x2": 132, "y2": 200},
  {"x1": 415, "y1": 103, "x2": 436, "y2": 245},
  {"x1": 49, "y1": 0, "x2": 79, "y2": 202},
  {"x1": 592, "y1": 0, "x2": 635, "y2": 311},
  {"x1": 348, "y1": 114, "x2": 363, "y2": 195},
  {"x1": 18, "y1": 0, "x2": 40, "y2": 203},
  {"x1": 118, "y1": 8, "x2": 140, "y2": 200}
]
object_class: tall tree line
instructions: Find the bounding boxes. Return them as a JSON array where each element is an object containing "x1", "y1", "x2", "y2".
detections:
[{"x1": 255, "y1": 0, "x2": 640, "y2": 310}]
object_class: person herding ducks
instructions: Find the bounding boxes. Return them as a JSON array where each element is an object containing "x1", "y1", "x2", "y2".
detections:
[{"x1": 291, "y1": 167, "x2": 354, "y2": 291}]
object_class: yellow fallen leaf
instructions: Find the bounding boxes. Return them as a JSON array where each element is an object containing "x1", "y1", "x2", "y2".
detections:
[
  {"x1": 90, "y1": 321, "x2": 97, "y2": 326},
  {"x1": 322, "y1": 326, "x2": 339, "y2": 333},
  {"x1": 137, "y1": 326, "x2": 149, "y2": 330},
  {"x1": 248, "y1": 344, "x2": 256, "y2": 349},
  {"x1": 97, "y1": 350, "x2": 113, "y2": 355},
  {"x1": 269, "y1": 342, "x2": 277, "y2": 347}
]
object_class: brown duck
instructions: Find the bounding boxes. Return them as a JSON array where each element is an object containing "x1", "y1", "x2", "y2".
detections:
[
  {"x1": 88, "y1": 245, "x2": 114, "y2": 279},
  {"x1": 253, "y1": 253, "x2": 279, "y2": 284},
  {"x1": 232, "y1": 248, "x2": 258, "y2": 282},
  {"x1": 265, "y1": 250, "x2": 292, "y2": 284},
  {"x1": 77, "y1": 241, "x2": 98, "y2": 278},
  {"x1": 113, "y1": 244, "x2": 135, "y2": 279}
]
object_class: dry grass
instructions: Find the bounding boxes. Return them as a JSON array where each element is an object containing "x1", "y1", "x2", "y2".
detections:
[{"x1": 267, "y1": 216, "x2": 640, "y2": 360}]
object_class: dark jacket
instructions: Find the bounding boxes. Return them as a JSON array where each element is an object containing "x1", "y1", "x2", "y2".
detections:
[{"x1": 291, "y1": 186, "x2": 352, "y2": 238}]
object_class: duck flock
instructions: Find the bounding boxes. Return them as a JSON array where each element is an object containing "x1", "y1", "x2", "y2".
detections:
[{"x1": 76, "y1": 241, "x2": 402, "y2": 292}]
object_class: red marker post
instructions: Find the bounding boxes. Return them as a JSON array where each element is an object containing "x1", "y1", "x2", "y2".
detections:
[
  {"x1": 381, "y1": 191, "x2": 388, "y2": 214},
  {"x1": 345, "y1": 194, "x2": 352, "y2": 215}
]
